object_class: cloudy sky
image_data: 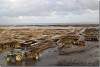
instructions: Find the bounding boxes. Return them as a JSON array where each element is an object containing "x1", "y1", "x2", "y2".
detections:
[{"x1": 0, "y1": 0, "x2": 99, "y2": 25}]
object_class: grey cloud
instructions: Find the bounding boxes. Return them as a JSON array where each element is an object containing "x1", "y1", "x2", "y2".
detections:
[
  {"x1": 0, "y1": 0, "x2": 99, "y2": 25},
  {"x1": 0, "y1": 0, "x2": 99, "y2": 16}
]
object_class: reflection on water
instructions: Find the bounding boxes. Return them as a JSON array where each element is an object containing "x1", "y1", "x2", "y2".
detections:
[
  {"x1": 7, "y1": 58, "x2": 38, "y2": 66},
  {"x1": 6, "y1": 52, "x2": 40, "y2": 66}
]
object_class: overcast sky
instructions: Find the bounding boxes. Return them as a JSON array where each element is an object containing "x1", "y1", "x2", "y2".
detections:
[{"x1": 0, "y1": 0, "x2": 99, "y2": 25}]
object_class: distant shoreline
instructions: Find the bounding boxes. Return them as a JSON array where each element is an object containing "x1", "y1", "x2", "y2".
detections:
[{"x1": 0, "y1": 24, "x2": 99, "y2": 27}]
